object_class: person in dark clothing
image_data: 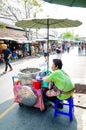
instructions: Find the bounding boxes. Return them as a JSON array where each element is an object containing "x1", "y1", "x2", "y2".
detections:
[{"x1": 2, "y1": 44, "x2": 13, "y2": 74}]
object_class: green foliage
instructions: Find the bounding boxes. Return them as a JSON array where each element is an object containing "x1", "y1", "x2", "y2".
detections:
[
  {"x1": 32, "y1": 0, "x2": 41, "y2": 7},
  {"x1": 74, "y1": 34, "x2": 81, "y2": 41},
  {"x1": 0, "y1": 25, "x2": 6, "y2": 29},
  {"x1": 62, "y1": 31, "x2": 74, "y2": 40},
  {"x1": 24, "y1": 0, "x2": 28, "y2": 3},
  {"x1": 24, "y1": 0, "x2": 41, "y2": 7}
]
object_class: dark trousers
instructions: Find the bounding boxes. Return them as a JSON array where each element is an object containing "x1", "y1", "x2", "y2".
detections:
[
  {"x1": 42, "y1": 88, "x2": 63, "y2": 108},
  {"x1": 5, "y1": 59, "x2": 12, "y2": 71},
  {"x1": 42, "y1": 88, "x2": 57, "y2": 104}
]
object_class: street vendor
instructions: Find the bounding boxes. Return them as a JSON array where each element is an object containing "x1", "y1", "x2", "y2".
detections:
[{"x1": 43, "y1": 59, "x2": 75, "y2": 108}]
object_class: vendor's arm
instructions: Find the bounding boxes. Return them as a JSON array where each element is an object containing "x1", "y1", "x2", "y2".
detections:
[
  {"x1": 43, "y1": 76, "x2": 49, "y2": 82},
  {"x1": 43, "y1": 75, "x2": 54, "y2": 89},
  {"x1": 43, "y1": 72, "x2": 55, "y2": 82}
]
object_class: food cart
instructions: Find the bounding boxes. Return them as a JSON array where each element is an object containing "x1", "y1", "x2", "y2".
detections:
[{"x1": 12, "y1": 67, "x2": 49, "y2": 111}]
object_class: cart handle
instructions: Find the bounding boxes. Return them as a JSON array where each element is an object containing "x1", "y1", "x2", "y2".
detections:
[{"x1": 12, "y1": 76, "x2": 19, "y2": 86}]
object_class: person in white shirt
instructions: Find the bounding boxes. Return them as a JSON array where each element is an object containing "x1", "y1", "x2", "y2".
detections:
[
  {"x1": 31, "y1": 45, "x2": 35, "y2": 57},
  {"x1": 56, "y1": 44, "x2": 62, "y2": 59},
  {"x1": 43, "y1": 40, "x2": 51, "y2": 62}
]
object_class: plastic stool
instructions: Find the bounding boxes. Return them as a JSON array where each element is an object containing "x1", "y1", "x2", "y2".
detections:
[{"x1": 54, "y1": 96, "x2": 74, "y2": 121}]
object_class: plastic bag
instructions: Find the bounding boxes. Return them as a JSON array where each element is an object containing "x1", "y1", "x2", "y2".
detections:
[{"x1": 18, "y1": 85, "x2": 38, "y2": 106}]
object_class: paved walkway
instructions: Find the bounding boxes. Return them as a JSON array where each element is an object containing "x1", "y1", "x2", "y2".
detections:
[
  {"x1": 0, "y1": 46, "x2": 86, "y2": 84},
  {"x1": 0, "y1": 97, "x2": 86, "y2": 130}
]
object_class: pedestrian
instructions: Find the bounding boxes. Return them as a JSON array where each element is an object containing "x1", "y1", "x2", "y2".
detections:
[
  {"x1": 39, "y1": 43, "x2": 43, "y2": 56},
  {"x1": 43, "y1": 40, "x2": 51, "y2": 62},
  {"x1": 31, "y1": 45, "x2": 35, "y2": 57},
  {"x1": 43, "y1": 59, "x2": 75, "y2": 108},
  {"x1": 66, "y1": 43, "x2": 70, "y2": 53},
  {"x1": 12, "y1": 46, "x2": 17, "y2": 60},
  {"x1": 2, "y1": 44, "x2": 13, "y2": 74},
  {"x1": 84, "y1": 43, "x2": 86, "y2": 55},
  {"x1": 78, "y1": 42, "x2": 81, "y2": 55},
  {"x1": 56, "y1": 44, "x2": 62, "y2": 59}
]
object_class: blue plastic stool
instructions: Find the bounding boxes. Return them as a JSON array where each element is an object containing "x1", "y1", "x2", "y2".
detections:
[{"x1": 54, "y1": 96, "x2": 74, "y2": 121}]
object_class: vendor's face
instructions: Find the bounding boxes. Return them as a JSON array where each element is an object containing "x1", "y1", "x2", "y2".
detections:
[{"x1": 51, "y1": 62, "x2": 58, "y2": 71}]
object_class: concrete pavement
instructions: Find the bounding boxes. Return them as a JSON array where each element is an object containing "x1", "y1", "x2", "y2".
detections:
[
  {"x1": 0, "y1": 97, "x2": 86, "y2": 130},
  {"x1": 0, "y1": 46, "x2": 86, "y2": 84}
]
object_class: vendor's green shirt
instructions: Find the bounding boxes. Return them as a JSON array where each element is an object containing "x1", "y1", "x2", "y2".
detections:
[{"x1": 47, "y1": 69, "x2": 74, "y2": 100}]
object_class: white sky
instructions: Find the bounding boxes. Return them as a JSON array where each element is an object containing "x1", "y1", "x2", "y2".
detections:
[{"x1": 37, "y1": 3, "x2": 86, "y2": 37}]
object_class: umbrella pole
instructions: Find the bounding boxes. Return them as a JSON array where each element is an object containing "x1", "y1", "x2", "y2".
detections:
[{"x1": 47, "y1": 19, "x2": 49, "y2": 72}]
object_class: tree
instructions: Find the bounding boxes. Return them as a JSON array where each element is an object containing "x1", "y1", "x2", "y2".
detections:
[
  {"x1": 0, "y1": 0, "x2": 43, "y2": 39},
  {"x1": 62, "y1": 31, "x2": 74, "y2": 40},
  {"x1": 0, "y1": 22, "x2": 6, "y2": 29},
  {"x1": 74, "y1": 34, "x2": 81, "y2": 41}
]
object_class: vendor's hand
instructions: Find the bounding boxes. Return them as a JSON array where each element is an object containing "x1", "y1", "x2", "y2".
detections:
[
  {"x1": 48, "y1": 85, "x2": 52, "y2": 89},
  {"x1": 43, "y1": 76, "x2": 49, "y2": 82},
  {"x1": 46, "y1": 89, "x2": 61, "y2": 97},
  {"x1": 48, "y1": 82, "x2": 53, "y2": 89},
  {"x1": 46, "y1": 90, "x2": 57, "y2": 97}
]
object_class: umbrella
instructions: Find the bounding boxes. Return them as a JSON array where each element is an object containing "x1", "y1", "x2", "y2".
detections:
[
  {"x1": 16, "y1": 18, "x2": 82, "y2": 70},
  {"x1": 43, "y1": 0, "x2": 86, "y2": 8},
  {"x1": 16, "y1": 18, "x2": 82, "y2": 28}
]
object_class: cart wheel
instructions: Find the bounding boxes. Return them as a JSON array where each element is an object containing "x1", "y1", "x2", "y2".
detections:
[{"x1": 19, "y1": 103, "x2": 23, "y2": 107}]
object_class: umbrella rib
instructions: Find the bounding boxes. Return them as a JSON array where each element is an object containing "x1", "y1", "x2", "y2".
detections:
[
  {"x1": 21, "y1": 22, "x2": 37, "y2": 28},
  {"x1": 60, "y1": 21, "x2": 77, "y2": 28},
  {"x1": 50, "y1": 20, "x2": 64, "y2": 25},
  {"x1": 34, "y1": 21, "x2": 47, "y2": 26},
  {"x1": 50, "y1": 20, "x2": 79, "y2": 28},
  {"x1": 25, "y1": 21, "x2": 35, "y2": 28},
  {"x1": 33, "y1": 20, "x2": 66, "y2": 28}
]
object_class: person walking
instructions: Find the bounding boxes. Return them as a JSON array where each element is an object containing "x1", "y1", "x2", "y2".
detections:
[
  {"x1": 2, "y1": 44, "x2": 13, "y2": 74},
  {"x1": 56, "y1": 44, "x2": 62, "y2": 59},
  {"x1": 31, "y1": 45, "x2": 35, "y2": 57},
  {"x1": 78, "y1": 42, "x2": 81, "y2": 55},
  {"x1": 43, "y1": 40, "x2": 51, "y2": 62}
]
